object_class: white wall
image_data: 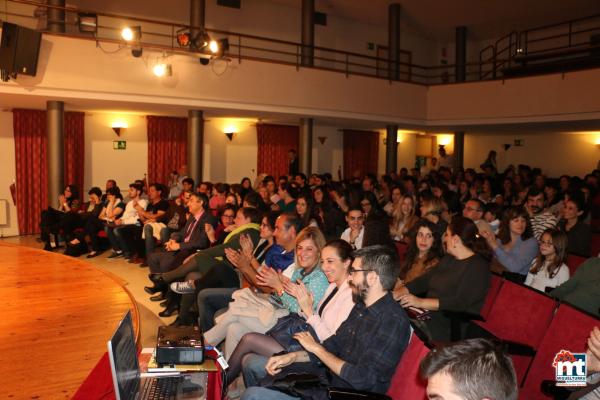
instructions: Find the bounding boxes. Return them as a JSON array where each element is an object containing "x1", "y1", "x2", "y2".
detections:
[
  {"x1": 84, "y1": 113, "x2": 148, "y2": 191},
  {"x1": 0, "y1": 111, "x2": 18, "y2": 237},
  {"x1": 464, "y1": 131, "x2": 600, "y2": 177}
]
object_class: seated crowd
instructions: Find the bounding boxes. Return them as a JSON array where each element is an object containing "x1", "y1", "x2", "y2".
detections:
[{"x1": 38, "y1": 161, "x2": 600, "y2": 398}]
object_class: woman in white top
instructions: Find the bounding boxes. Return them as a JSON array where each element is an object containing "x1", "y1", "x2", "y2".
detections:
[
  {"x1": 524, "y1": 229, "x2": 570, "y2": 292},
  {"x1": 224, "y1": 239, "x2": 355, "y2": 383}
]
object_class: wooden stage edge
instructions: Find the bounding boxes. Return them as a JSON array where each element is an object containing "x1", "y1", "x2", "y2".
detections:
[{"x1": 0, "y1": 242, "x2": 140, "y2": 399}]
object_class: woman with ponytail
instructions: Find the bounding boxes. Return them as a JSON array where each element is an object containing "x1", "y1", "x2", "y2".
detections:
[{"x1": 395, "y1": 216, "x2": 491, "y2": 341}]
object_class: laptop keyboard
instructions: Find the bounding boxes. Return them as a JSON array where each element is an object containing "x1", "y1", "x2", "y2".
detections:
[{"x1": 140, "y1": 376, "x2": 183, "y2": 400}]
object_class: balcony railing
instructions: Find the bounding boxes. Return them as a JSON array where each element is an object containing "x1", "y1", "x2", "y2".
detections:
[{"x1": 2, "y1": 0, "x2": 600, "y2": 86}]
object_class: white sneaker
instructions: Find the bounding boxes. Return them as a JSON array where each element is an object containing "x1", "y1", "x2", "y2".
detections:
[{"x1": 170, "y1": 281, "x2": 196, "y2": 294}]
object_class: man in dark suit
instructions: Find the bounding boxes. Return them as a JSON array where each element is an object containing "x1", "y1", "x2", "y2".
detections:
[{"x1": 146, "y1": 192, "x2": 216, "y2": 275}]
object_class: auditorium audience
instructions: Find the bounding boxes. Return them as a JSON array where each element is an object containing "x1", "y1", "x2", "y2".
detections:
[
  {"x1": 340, "y1": 208, "x2": 365, "y2": 250},
  {"x1": 481, "y1": 206, "x2": 538, "y2": 279},
  {"x1": 524, "y1": 229, "x2": 570, "y2": 292},
  {"x1": 203, "y1": 226, "x2": 329, "y2": 358},
  {"x1": 105, "y1": 183, "x2": 147, "y2": 259},
  {"x1": 390, "y1": 194, "x2": 419, "y2": 242},
  {"x1": 420, "y1": 338, "x2": 518, "y2": 400},
  {"x1": 397, "y1": 216, "x2": 491, "y2": 342},
  {"x1": 41, "y1": 184, "x2": 81, "y2": 250},
  {"x1": 526, "y1": 188, "x2": 559, "y2": 240},
  {"x1": 395, "y1": 219, "x2": 443, "y2": 285},
  {"x1": 224, "y1": 239, "x2": 355, "y2": 385},
  {"x1": 558, "y1": 191, "x2": 592, "y2": 257},
  {"x1": 550, "y1": 257, "x2": 600, "y2": 317},
  {"x1": 240, "y1": 245, "x2": 410, "y2": 400}
]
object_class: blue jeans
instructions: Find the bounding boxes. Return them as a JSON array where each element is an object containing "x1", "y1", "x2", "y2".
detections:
[
  {"x1": 240, "y1": 354, "x2": 299, "y2": 400},
  {"x1": 197, "y1": 287, "x2": 236, "y2": 331}
]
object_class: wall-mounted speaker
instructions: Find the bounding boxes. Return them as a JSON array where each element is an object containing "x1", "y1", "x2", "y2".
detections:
[{"x1": 0, "y1": 22, "x2": 42, "y2": 81}]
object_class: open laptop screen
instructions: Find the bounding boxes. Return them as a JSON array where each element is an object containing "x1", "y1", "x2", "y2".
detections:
[{"x1": 107, "y1": 310, "x2": 140, "y2": 400}]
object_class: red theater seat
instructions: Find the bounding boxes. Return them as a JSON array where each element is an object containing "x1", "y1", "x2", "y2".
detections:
[
  {"x1": 520, "y1": 304, "x2": 599, "y2": 399},
  {"x1": 475, "y1": 280, "x2": 558, "y2": 384},
  {"x1": 386, "y1": 333, "x2": 430, "y2": 400},
  {"x1": 566, "y1": 254, "x2": 587, "y2": 276}
]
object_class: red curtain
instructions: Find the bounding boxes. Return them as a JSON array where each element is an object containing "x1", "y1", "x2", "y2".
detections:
[
  {"x1": 256, "y1": 124, "x2": 299, "y2": 178},
  {"x1": 64, "y1": 112, "x2": 85, "y2": 195},
  {"x1": 13, "y1": 110, "x2": 86, "y2": 235},
  {"x1": 343, "y1": 129, "x2": 379, "y2": 180},
  {"x1": 13, "y1": 109, "x2": 47, "y2": 235},
  {"x1": 147, "y1": 116, "x2": 188, "y2": 184}
]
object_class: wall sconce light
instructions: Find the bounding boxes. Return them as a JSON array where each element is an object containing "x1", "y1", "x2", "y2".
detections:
[
  {"x1": 504, "y1": 144, "x2": 512, "y2": 151},
  {"x1": 111, "y1": 121, "x2": 128, "y2": 136},
  {"x1": 225, "y1": 131, "x2": 235, "y2": 141},
  {"x1": 318, "y1": 136, "x2": 327, "y2": 145},
  {"x1": 152, "y1": 62, "x2": 172, "y2": 77}
]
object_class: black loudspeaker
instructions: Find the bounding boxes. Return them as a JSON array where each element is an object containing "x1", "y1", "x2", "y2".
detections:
[{"x1": 0, "y1": 22, "x2": 42, "y2": 81}]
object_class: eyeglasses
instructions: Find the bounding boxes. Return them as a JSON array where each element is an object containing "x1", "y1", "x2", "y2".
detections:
[
  {"x1": 464, "y1": 206, "x2": 482, "y2": 212},
  {"x1": 348, "y1": 267, "x2": 371, "y2": 275}
]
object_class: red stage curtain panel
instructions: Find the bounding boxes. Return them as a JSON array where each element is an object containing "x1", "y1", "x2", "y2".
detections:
[
  {"x1": 147, "y1": 116, "x2": 188, "y2": 184},
  {"x1": 13, "y1": 109, "x2": 48, "y2": 235},
  {"x1": 64, "y1": 112, "x2": 85, "y2": 196},
  {"x1": 343, "y1": 129, "x2": 380, "y2": 180},
  {"x1": 256, "y1": 124, "x2": 299, "y2": 178}
]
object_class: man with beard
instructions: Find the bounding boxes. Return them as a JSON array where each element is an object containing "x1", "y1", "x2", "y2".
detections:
[
  {"x1": 526, "y1": 188, "x2": 558, "y2": 240},
  {"x1": 240, "y1": 245, "x2": 410, "y2": 400}
]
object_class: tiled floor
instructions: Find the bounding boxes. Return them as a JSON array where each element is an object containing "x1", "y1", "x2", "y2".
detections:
[{"x1": 1, "y1": 234, "x2": 174, "y2": 348}]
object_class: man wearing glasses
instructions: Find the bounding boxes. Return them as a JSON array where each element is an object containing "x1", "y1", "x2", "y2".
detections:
[
  {"x1": 241, "y1": 245, "x2": 411, "y2": 400},
  {"x1": 462, "y1": 199, "x2": 494, "y2": 235}
]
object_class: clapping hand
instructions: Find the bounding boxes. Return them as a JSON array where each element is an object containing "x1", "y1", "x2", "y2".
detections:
[
  {"x1": 293, "y1": 280, "x2": 315, "y2": 317},
  {"x1": 239, "y1": 233, "x2": 254, "y2": 260},
  {"x1": 224, "y1": 247, "x2": 242, "y2": 269},
  {"x1": 256, "y1": 266, "x2": 283, "y2": 291}
]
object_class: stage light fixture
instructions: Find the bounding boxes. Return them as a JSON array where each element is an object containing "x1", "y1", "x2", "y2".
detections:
[
  {"x1": 208, "y1": 40, "x2": 219, "y2": 54},
  {"x1": 121, "y1": 26, "x2": 141, "y2": 42},
  {"x1": 78, "y1": 13, "x2": 97, "y2": 34},
  {"x1": 177, "y1": 32, "x2": 190, "y2": 47},
  {"x1": 152, "y1": 63, "x2": 172, "y2": 77},
  {"x1": 191, "y1": 31, "x2": 211, "y2": 50}
]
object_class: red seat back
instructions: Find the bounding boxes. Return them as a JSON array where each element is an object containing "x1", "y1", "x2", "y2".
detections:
[
  {"x1": 520, "y1": 304, "x2": 599, "y2": 399},
  {"x1": 395, "y1": 241, "x2": 408, "y2": 266},
  {"x1": 566, "y1": 254, "x2": 587, "y2": 276},
  {"x1": 386, "y1": 333, "x2": 429, "y2": 400},
  {"x1": 592, "y1": 234, "x2": 600, "y2": 257},
  {"x1": 480, "y1": 274, "x2": 503, "y2": 321},
  {"x1": 475, "y1": 280, "x2": 558, "y2": 384}
]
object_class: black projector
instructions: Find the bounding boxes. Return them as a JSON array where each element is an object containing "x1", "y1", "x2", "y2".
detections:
[{"x1": 155, "y1": 325, "x2": 204, "y2": 365}]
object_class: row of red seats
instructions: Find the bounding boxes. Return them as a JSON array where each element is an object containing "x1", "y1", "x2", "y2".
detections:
[{"x1": 384, "y1": 274, "x2": 599, "y2": 399}]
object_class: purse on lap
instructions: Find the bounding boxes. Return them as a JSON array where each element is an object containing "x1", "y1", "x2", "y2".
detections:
[{"x1": 266, "y1": 313, "x2": 320, "y2": 352}]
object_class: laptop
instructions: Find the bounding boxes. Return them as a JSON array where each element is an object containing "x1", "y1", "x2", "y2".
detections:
[{"x1": 107, "y1": 311, "x2": 206, "y2": 400}]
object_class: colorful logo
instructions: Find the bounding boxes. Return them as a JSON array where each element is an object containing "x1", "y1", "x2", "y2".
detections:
[{"x1": 553, "y1": 350, "x2": 587, "y2": 387}]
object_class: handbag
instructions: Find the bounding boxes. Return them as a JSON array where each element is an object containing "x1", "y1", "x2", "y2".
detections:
[
  {"x1": 260, "y1": 362, "x2": 329, "y2": 400},
  {"x1": 266, "y1": 313, "x2": 319, "y2": 352}
]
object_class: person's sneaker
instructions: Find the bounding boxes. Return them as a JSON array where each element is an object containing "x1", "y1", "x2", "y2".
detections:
[
  {"x1": 170, "y1": 281, "x2": 196, "y2": 294},
  {"x1": 107, "y1": 251, "x2": 123, "y2": 259}
]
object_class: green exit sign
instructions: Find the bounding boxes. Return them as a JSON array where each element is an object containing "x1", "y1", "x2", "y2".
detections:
[{"x1": 113, "y1": 140, "x2": 126, "y2": 150}]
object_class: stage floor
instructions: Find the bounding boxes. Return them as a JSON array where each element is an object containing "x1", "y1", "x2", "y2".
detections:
[{"x1": 0, "y1": 242, "x2": 139, "y2": 399}]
